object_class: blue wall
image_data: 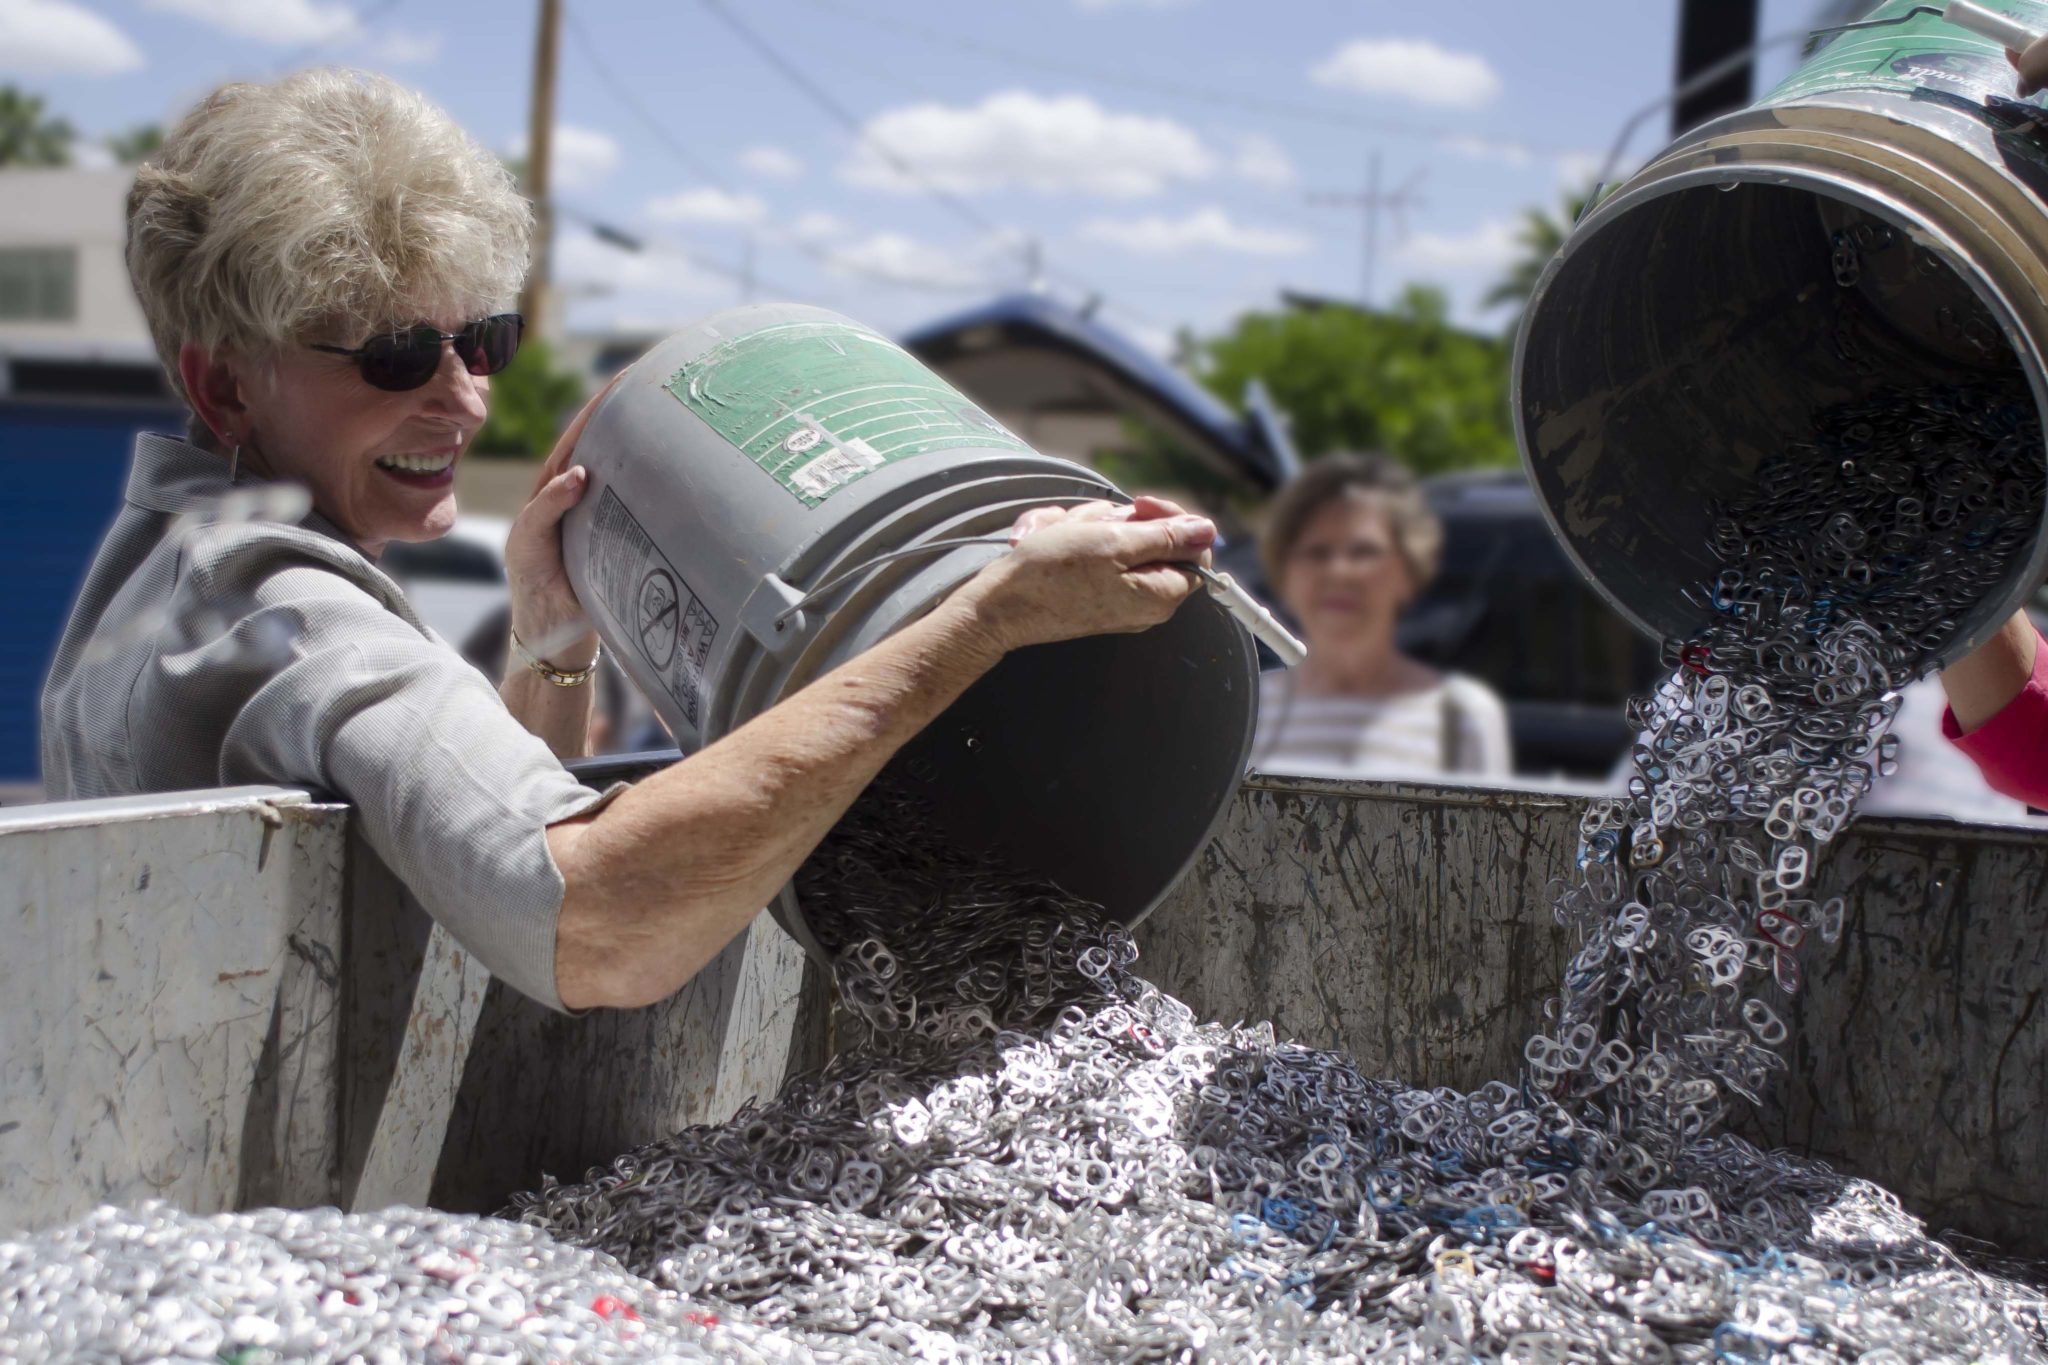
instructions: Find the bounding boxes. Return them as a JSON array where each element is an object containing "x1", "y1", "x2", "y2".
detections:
[{"x1": 0, "y1": 401, "x2": 183, "y2": 787}]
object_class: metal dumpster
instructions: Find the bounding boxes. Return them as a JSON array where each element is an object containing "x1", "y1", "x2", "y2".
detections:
[
  {"x1": 1137, "y1": 774, "x2": 2048, "y2": 1258},
  {"x1": 3, "y1": 768, "x2": 2043, "y2": 1256}
]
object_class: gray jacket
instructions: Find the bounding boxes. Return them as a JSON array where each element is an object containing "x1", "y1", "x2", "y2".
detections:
[{"x1": 41, "y1": 434, "x2": 615, "y2": 1012}]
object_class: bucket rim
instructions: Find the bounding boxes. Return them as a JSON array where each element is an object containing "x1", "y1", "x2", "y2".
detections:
[{"x1": 1512, "y1": 151, "x2": 2048, "y2": 669}]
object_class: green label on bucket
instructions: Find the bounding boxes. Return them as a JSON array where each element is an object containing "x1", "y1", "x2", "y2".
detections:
[
  {"x1": 1766, "y1": 0, "x2": 2048, "y2": 107},
  {"x1": 665, "y1": 320, "x2": 1032, "y2": 508}
]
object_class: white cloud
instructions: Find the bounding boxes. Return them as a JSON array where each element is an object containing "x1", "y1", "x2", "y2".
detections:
[
  {"x1": 145, "y1": 0, "x2": 355, "y2": 45},
  {"x1": 825, "y1": 232, "x2": 997, "y2": 289},
  {"x1": 1444, "y1": 134, "x2": 1531, "y2": 167},
  {"x1": 511, "y1": 124, "x2": 621, "y2": 191},
  {"x1": 0, "y1": 0, "x2": 143, "y2": 75},
  {"x1": 786, "y1": 210, "x2": 846, "y2": 242},
  {"x1": 368, "y1": 28, "x2": 440, "y2": 64},
  {"x1": 842, "y1": 90, "x2": 1213, "y2": 198},
  {"x1": 739, "y1": 144, "x2": 804, "y2": 180},
  {"x1": 1396, "y1": 219, "x2": 1521, "y2": 273},
  {"x1": 1081, "y1": 207, "x2": 1309, "y2": 257},
  {"x1": 645, "y1": 187, "x2": 769, "y2": 226},
  {"x1": 1231, "y1": 133, "x2": 1296, "y2": 189},
  {"x1": 1310, "y1": 37, "x2": 1502, "y2": 108}
]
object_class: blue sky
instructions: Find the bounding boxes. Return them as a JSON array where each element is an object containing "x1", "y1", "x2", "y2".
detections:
[{"x1": 4, "y1": 0, "x2": 1835, "y2": 348}]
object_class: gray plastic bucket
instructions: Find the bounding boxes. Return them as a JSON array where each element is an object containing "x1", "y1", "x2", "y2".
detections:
[
  {"x1": 562, "y1": 303, "x2": 1259, "y2": 966},
  {"x1": 1514, "y1": 0, "x2": 2048, "y2": 669}
]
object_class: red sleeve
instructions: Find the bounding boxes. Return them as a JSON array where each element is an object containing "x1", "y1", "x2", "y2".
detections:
[{"x1": 1942, "y1": 624, "x2": 2048, "y2": 809}]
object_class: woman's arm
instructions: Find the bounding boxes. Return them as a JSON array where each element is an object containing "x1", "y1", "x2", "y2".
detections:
[
  {"x1": 498, "y1": 618, "x2": 597, "y2": 760},
  {"x1": 1939, "y1": 609, "x2": 2048, "y2": 808},
  {"x1": 1940, "y1": 609, "x2": 2038, "y2": 733},
  {"x1": 496, "y1": 388, "x2": 612, "y2": 759},
  {"x1": 546, "y1": 504, "x2": 1215, "y2": 1010}
]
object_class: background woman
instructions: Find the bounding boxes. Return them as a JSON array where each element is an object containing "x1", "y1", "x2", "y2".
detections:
[{"x1": 1251, "y1": 454, "x2": 1511, "y2": 779}]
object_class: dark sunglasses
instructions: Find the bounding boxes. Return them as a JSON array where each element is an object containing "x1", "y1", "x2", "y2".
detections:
[{"x1": 309, "y1": 313, "x2": 525, "y2": 392}]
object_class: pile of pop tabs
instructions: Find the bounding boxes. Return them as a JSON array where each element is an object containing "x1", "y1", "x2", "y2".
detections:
[{"x1": 3, "y1": 384, "x2": 2046, "y2": 1362}]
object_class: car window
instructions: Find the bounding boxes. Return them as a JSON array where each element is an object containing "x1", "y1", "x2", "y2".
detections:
[{"x1": 382, "y1": 537, "x2": 504, "y2": 585}]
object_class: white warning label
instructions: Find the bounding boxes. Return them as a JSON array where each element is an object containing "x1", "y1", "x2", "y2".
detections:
[
  {"x1": 789, "y1": 437, "x2": 886, "y2": 500},
  {"x1": 588, "y1": 487, "x2": 719, "y2": 728}
]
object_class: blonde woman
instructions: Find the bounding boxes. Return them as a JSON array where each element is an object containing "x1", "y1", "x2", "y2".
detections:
[
  {"x1": 40, "y1": 70, "x2": 1218, "y2": 1013},
  {"x1": 1252, "y1": 454, "x2": 1512, "y2": 779}
]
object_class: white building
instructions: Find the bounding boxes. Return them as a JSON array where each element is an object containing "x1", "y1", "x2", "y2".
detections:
[{"x1": 0, "y1": 168, "x2": 156, "y2": 367}]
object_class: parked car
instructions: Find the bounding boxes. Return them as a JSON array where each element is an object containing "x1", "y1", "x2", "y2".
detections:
[
  {"x1": 909, "y1": 293, "x2": 1660, "y2": 780},
  {"x1": 1404, "y1": 471, "x2": 1660, "y2": 780},
  {"x1": 379, "y1": 514, "x2": 513, "y2": 654}
]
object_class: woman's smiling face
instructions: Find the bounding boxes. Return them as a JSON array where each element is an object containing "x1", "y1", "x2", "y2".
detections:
[{"x1": 226, "y1": 319, "x2": 491, "y2": 554}]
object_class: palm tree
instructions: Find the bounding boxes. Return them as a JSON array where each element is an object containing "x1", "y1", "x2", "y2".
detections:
[
  {"x1": 0, "y1": 86, "x2": 75, "y2": 168},
  {"x1": 1483, "y1": 188, "x2": 1590, "y2": 315},
  {"x1": 105, "y1": 124, "x2": 164, "y2": 165}
]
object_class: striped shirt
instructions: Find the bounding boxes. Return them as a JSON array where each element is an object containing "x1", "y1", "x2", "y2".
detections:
[
  {"x1": 1251, "y1": 669, "x2": 1514, "y2": 780},
  {"x1": 40, "y1": 433, "x2": 618, "y2": 1013}
]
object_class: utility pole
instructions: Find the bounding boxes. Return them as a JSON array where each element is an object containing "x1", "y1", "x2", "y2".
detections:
[
  {"x1": 1305, "y1": 153, "x2": 1426, "y2": 310},
  {"x1": 1673, "y1": 0, "x2": 1760, "y2": 135},
  {"x1": 519, "y1": 0, "x2": 562, "y2": 342}
]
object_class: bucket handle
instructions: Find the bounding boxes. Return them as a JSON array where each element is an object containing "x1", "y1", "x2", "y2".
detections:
[
  {"x1": 770, "y1": 535, "x2": 1014, "y2": 632},
  {"x1": 1591, "y1": 5, "x2": 1955, "y2": 210},
  {"x1": 768, "y1": 511, "x2": 1308, "y2": 665},
  {"x1": 769, "y1": 491, "x2": 1122, "y2": 633}
]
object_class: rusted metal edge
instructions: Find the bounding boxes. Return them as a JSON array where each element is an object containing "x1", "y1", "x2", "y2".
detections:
[
  {"x1": 0, "y1": 786, "x2": 334, "y2": 835},
  {"x1": 1240, "y1": 771, "x2": 2048, "y2": 845}
]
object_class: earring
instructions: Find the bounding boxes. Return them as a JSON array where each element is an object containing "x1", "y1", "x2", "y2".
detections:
[{"x1": 227, "y1": 442, "x2": 241, "y2": 484}]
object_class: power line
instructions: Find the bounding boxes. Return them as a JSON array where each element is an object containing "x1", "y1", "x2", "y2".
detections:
[
  {"x1": 562, "y1": 205, "x2": 998, "y2": 305},
  {"x1": 696, "y1": 0, "x2": 1016, "y2": 248},
  {"x1": 555, "y1": 203, "x2": 817, "y2": 301},
  {"x1": 695, "y1": 0, "x2": 1169, "y2": 326},
  {"x1": 798, "y1": 0, "x2": 1579, "y2": 163},
  {"x1": 563, "y1": 6, "x2": 733, "y2": 190},
  {"x1": 564, "y1": 2, "x2": 1014, "y2": 297},
  {"x1": 1305, "y1": 154, "x2": 1428, "y2": 308},
  {"x1": 272, "y1": 0, "x2": 408, "y2": 71}
]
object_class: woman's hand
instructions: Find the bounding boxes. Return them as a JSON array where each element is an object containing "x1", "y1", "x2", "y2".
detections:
[
  {"x1": 2011, "y1": 37, "x2": 2048, "y2": 98},
  {"x1": 951, "y1": 494, "x2": 1216, "y2": 653},
  {"x1": 504, "y1": 378, "x2": 618, "y2": 664}
]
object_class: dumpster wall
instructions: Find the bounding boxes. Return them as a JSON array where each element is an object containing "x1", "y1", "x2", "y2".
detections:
[
  {"x1": 7, "y1": 771, "x2": 2041, "y2": 1258},
  {"x1": 0, "y1": 789, "x2": 347, "y2": 1231},
  {"x1": 0, "y1": 781, "x2": 822, "y2": 1231},
  {"x1": 1137, "y1": 774, "x2": 2048, "y2": 1258}
]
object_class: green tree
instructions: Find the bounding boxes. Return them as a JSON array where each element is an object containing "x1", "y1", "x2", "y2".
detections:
[
  {"x1": 105, "y1": 123, "x2": 163, "y2": 165},
  {"x1": 1188, "y1": 286, "x2": 1515, "y2": 476},
  {"x1": 1484, "y1": 189, "x2": 1590, "y2": 316},
  {"x1": 0, "y1": 86, "x2": 75, "y2": 167},
  {"x1": 472, "y1": 338, "x2": 587, "y2": 458},
  {"x1": 1094, "y1": 416, "x2": 1257, "y2": 516}
]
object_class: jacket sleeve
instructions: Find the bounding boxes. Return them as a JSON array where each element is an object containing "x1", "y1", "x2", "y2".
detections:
[{"x1": 159, "y1": 543, "x2": 617, "y2": 1013}]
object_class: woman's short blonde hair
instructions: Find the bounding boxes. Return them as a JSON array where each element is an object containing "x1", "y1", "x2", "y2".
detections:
[
  {"x1": 127, "y1": 68, "x2": 532, "y2": 403},
  {"x1": 1259, "y1": 453, "x2": 1444, "y2": 590}
]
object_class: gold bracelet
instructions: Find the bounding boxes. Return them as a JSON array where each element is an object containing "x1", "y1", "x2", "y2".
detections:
[{"x1": 511, "y1": 630, "x2": 601, "y2": 687}]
